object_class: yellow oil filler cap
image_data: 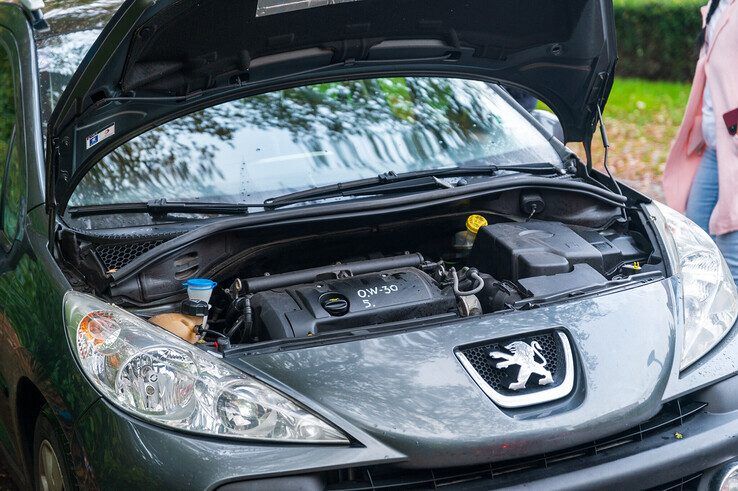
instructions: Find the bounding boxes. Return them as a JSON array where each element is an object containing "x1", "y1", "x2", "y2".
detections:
[{"x1": 466, "y1": 214, "x2": 488, "y2": 234}]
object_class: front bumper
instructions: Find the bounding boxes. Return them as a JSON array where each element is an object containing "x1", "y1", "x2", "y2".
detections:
[
  {"x1": 72, "y1": 398, "x2": 404, "y2": 490},
  {"x1": 516, "y1": 407, "x2": 738, "y2": 490},
  {"x1": 72, "y1": 377, "x2": 738, "y2": 490}
]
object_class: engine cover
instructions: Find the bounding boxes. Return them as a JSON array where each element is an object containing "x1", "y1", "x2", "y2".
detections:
[
  {"x1": 468, "y1": 221, "x2": 644, "y2": 281},
  {"x1": 251, "y1": 268, "x2": 456, "y2": 340}
]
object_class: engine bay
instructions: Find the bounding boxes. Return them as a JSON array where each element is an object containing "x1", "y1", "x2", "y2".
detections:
[
  {"x1": 60, "y1": 188, "x2": 664, "y2": 351},
  {"x1": 212, "y1": 218, "x2": 653, "y2": 346}
]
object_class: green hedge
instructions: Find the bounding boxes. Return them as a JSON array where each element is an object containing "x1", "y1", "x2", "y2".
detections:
[{"x1": 614, "y1": 0, "x2": 704, "y2": 81}]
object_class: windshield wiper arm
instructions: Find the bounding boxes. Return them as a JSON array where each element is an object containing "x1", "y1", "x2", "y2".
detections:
[
  {"x1": 264, "y1": 163, "x2": 561, "y2": 209},
  {"x1": 69, "y1": 199, "x2": 263, "y2": 218},
  {"x1": 69, "y1": 164, "x2": 561, "y2": 217}
]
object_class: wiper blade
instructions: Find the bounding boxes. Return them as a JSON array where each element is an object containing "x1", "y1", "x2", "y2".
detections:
[
  {"x1": 264, "y1": 163, "x2": 561, "y2": 209},
  {"x1": 69, "y1": 199, "x2": 262, "y2": 218}
]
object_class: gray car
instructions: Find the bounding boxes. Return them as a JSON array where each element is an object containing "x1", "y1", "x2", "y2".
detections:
[{"x1": 1, "y1": 0, "x2": 738, "y2": 489}]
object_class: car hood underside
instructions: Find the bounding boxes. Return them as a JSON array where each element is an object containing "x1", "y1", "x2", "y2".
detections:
[{"x1": 47, "y1": 0, "x2": 616, "y2": 212}]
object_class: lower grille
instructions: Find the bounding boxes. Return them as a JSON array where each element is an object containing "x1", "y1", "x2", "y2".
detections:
[
  {"x1": 328, "y1": 399, "x2": 707, "y2": 490},
  {"x1": 650, "y1": 472, "x2": 703, "y2": 491}
]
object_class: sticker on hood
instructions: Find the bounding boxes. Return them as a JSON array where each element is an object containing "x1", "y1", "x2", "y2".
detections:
[{"x1": 85, "y1": 123, "x2": 116, "y2": 150}]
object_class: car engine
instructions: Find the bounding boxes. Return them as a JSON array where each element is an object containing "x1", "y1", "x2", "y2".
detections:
[{"x1": 173, "y1": 217, "x2": 652, "y2": 346}]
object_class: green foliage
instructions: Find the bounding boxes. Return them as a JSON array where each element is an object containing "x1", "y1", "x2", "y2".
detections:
[
  {"x1": 539, "y1": 77, "x2": 691, "y2": 122},
  {"x1": 614, "y1": 0, "x2": 705, "y2": 81},
  {"x1": 604, "y1": 78, "x2": 691, "y2": 124}
]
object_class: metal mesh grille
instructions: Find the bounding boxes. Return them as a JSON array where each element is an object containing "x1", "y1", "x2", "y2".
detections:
[
  {"x1": 460, "y1": 332, "x2": 561, "y2": 394},
  {"x1": 96, "y1": 241, "x2": 165, "y2": 271},
  {"x1": 327, "y1": 400, "x2": 708, "y2": 490}
]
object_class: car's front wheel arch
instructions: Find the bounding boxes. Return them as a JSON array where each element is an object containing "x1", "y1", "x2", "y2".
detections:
[
  {"x1": 32, "y1": 404, "x2": 77, "y2": 491},
  {"x1": 15, "y1": 377, "x2": 46, "y2": 485}
]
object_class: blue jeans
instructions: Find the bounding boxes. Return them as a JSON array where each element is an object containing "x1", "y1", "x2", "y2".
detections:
[{"x1": 685, "y1": 147, "x2": 738, "y2": 285}]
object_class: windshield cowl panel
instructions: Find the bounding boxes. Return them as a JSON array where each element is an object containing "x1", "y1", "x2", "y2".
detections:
[{"x1": 69, "y1": 78, "x2": 562, "y2": 210}]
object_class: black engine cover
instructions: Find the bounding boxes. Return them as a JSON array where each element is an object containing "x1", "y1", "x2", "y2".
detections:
[
  {"x1": 469, "y1": 221, "x2": 603, "y2": 281},
  {"x1": 251, "y1": 268, "x2": 456, "y2": 340}
]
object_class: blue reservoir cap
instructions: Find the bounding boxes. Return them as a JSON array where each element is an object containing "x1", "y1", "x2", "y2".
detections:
[{"x1": 184, "y1": 278, "x2": 217, "y2": 290}]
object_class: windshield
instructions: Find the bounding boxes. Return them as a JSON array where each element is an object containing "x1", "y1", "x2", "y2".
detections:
[
  {"x1": 36, "y1": 0, "x2": 123, "y2": 122},
  {"x1": 68, "y1": 78, "x2": 560, "y2": 207},
  {"x1": 38, "y1": 29, "x2": 102, "y2": 123}
]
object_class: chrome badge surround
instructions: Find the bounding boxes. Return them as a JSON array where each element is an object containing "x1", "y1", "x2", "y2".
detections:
[{"x1": 456, "y1": 331, "x2": 575, "y2": 409}]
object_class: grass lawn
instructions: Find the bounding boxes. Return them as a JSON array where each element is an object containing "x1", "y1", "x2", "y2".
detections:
[
  {"x1": 605, "y1": 78, "x2": 691, "y2": 126},
  {"x1": 550, "y1": 78, "x2": 692, "y2": 198}
]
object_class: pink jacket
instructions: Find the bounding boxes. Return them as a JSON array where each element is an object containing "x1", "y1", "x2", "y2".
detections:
[{"x1": 663, "y1": 0, "x2": 738, "y2": 236}]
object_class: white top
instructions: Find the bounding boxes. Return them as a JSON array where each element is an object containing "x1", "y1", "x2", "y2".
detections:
[{"x1": 702, "y1": 0, "x2": 729, "y2": 149}]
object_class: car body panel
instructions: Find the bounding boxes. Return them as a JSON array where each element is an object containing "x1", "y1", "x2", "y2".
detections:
[
  {"x1": 0, "y1": 206, "x2": 101, "y2": 487},
  {"x1": 73, "y1": 384, "x2": 738, "y2": 489},
  {"x1": 0, "y1": 3, "x2": 45, "y2": 209},
  {"x1": 0, "y1": 9, "x2": 105, "y2": 474},
  {"x1": 75, "y1": 398, "x2": 406, "y2": 490},
  {"x1": 230, "y1": 278, "x2": 676, "y2": 468},
  {"x1": 45, "y1": 0, "x2": 617, "y2": 212}
]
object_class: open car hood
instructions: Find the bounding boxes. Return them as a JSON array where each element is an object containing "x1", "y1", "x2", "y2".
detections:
[{"x1": 47, "y1": 0, "x2": 616, "y2": 212}]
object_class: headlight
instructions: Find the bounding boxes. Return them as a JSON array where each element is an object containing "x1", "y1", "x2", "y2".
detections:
[
  {"x1": 64, "y1": 292, "x2": 348, "y2": 443},
  {"x1": 654, "y1": 203, "x2": 738, "y2": 370}
]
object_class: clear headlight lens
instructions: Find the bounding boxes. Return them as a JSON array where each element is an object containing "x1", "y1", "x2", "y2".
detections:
[
  {"x1": 64, "y1": 292, "x2": 348, "y2": 443},
  {"x1": 654, "y1": 203, "x2": 738, "y2": 370}
]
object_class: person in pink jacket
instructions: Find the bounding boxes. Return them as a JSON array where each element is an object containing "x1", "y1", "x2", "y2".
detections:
[{"x1": 663, "y1": 0, "x2": 738, "y2": 284}]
